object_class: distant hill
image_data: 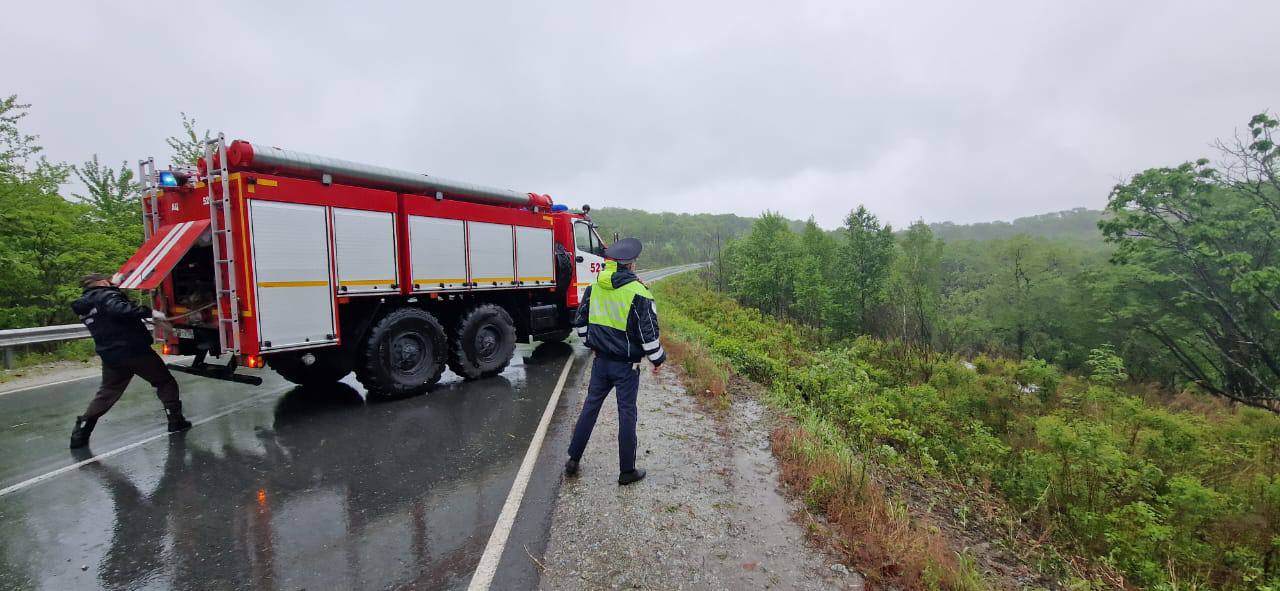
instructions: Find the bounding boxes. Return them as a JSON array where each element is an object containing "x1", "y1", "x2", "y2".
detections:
[
  {"x1": 927, "y1": 208, "x2": 1106, "y2": 242},
  {"x1": 589, "y1": 208, "x2": 762, "y2": 268},
  {"x1": 590, "y1": 206, "x2": 1107, "y2": 268}
]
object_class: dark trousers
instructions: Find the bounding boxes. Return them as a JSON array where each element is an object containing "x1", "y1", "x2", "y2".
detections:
[
  {"x1": 568, "y1": 356, "x2": 640, "y2": 472},
  {"x1": 83, "y1": 351, "x2": 180, "y2": 420}
]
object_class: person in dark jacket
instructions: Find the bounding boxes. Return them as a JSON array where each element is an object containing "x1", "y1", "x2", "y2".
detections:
[
  {"x1": 565, "y1": 238, "x2": 665, "y2": 485},
  {"x1": 69, "y1": 273, "x2": 191, "y2": 449}
]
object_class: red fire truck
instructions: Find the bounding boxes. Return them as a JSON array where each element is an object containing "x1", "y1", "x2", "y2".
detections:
[{"x1": 117, "y1": 135, "x2": 608, "y2": 395}]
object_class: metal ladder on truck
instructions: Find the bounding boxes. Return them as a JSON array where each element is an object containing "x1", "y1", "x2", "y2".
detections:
[
  {"x1": 137, "y1": 157, "x2": 171, "y2": 342},
  {"x1": 137, "y1": 158, "x2": 162, "y2": 239},
  {"x1": 203, "y1": 134, "x2": 243, "y2": 357}
]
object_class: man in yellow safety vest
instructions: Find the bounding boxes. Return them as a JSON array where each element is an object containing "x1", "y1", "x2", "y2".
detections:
[{"x1": 565, "y1": 238, "x2": 665, "y2": 485}]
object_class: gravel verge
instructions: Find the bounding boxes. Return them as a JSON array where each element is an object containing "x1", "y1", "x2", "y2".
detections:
[{"x1": 538, "y1": 364, "x2": 863, "y2": 590}]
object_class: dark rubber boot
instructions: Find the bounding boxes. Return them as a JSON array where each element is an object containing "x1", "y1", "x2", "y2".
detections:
[
  {"x1": 69, "y1": 416, "x2": 96, "y2": 449},
  {"x1": 618, "y1": 468, "x2": 646, "y2": 486},
  {"x1": 565, "y1": 458, "x2": 579, "y2": 476},
  {"x1": 165, "y1": 406, "x2": 192, "y2": 433}
]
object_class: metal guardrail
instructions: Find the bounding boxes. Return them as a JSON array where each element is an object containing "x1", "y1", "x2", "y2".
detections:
[{"x1": 0, "y1": 324, "x2": 89, "y2": 369}]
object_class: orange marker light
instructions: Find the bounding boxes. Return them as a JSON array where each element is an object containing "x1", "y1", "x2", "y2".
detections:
[
  {"x1": 161, "y1": 343, "x2": 177, "y2": 356},
  {"x1": 257, "y1": 489, "x2": 268, "y2": 506},
  {"x1": 244, "y1": 354, "x2": 265, "y2": 369}
]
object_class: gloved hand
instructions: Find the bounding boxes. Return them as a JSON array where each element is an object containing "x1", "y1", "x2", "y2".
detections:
[{"x1": 151, "y1": 309, "x2": 168, "y2": 322}]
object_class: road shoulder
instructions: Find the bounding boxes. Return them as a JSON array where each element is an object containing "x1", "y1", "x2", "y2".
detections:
[
  {"x1": 0, "y1": 359, "x2": 100, "y2": 395},
  {"x1": 538, "y1": 363, "x2": 862, "y2": 590}
]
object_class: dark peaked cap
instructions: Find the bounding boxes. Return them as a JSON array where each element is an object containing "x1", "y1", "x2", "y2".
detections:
[{"x1": 604, "y1": 237, "x2": 643, "y2": 263}]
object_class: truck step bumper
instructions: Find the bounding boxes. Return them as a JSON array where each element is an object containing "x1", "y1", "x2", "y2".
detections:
[{"x1": 166, "y1": 362, "x2": 263, "y2": 386}]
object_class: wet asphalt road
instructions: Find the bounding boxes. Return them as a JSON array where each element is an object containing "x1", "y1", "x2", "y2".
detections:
[
  {"x1": 0, "y1": 264, "x2": 704, "y2": 590},
  {"x1": 0, "y1": 342, "x2": 583, "y2": 591}
]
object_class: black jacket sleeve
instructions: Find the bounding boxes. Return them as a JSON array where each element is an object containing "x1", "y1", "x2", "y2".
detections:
[
  {"x1": 573, "y1": 286, "x2": 591, "y2": 339},
  {"x1": 632, "y1": 294, "x2": 665, "y2": 367},
  {"x1": 101, "y1": 290, "x2": 152, "y2": 320}
]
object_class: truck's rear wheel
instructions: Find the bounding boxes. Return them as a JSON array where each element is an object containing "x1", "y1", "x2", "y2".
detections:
[
  {"x1": 267, "y1": 349, "x2": 352, "y2": 386},
  {"x1": 449, "y1": 304, "x2": 517, "y2": 380},
  {"x1": 356, "y1": 307, "x2": 447, "y2": 397}
]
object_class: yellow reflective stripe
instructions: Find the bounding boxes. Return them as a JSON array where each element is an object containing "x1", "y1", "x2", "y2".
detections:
[
  {"x1": 413, "y1": 278, "x2": 467, "y2": 284},
  {"x1": 259, "y1": 280, "x2": 328, "y2": 288},
  {"x1": 473, "y1": 277, "x2": 514, "y2": 282},
  {"x1": 256, "y1": 179, "x2": 278, "y2": 187},
  {"x1": 339, "y1": 279, "x2": 396, "y2": 286},
  {"x1": 237, "y1": 177, "x2": 254, "y2": 315}
]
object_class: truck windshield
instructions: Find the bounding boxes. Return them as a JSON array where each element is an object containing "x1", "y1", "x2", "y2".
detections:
[{"x1": 574, "y1": 222, "x2": 604, "y2": 256}]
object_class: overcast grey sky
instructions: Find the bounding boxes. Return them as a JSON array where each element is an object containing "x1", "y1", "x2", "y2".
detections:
[{"x1": 3, "y1": 1, "x2": 1277, "y2": 228}]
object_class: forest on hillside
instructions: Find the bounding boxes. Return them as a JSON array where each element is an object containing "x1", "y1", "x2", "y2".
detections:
[
  {"x1": 714, "y1": 112, "x2": 1280, "y2": 414},
  {"x1": 593, "y1": 207, "x2": 1111, "y2": 269},
  {"x1": 588, "y1": 207, "x2": 761, "y2": 269},
  {"x1": 927, "y1": 207, "x2": 1106, "y2": 242}
]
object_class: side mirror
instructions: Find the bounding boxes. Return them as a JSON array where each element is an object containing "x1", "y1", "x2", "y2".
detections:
[{"x1": 575, "y1": 255, "x2": 584, "y2": 263}]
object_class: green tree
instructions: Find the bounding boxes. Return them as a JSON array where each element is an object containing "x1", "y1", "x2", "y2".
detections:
[
  {"x1": 1101, "y1": 115, "x2": 1280, "y2": 411},
  {"x1": 886, "y1": 221, "x2": 942, "y2": 346},
  {"x1": 982, "y1": 236, "x2": 1074, "y2": 360},
  {"x1": 73, "y1": 155, "x2": 141, "y2": 231},
  {"x1": 166, "y1": 112, "x2": 210, "y2": 165},
  {"x1": 0, "y1": 97, "x2": 119, "y2": 327},
  {"x1": 835, "y1": 205, "x2": 894, "y2": 334},
  {"x1": 727, "y1": 212, "x2": 799, "y2": 318},
  {"x1": 797, "y1": 217, "x2": 838, "y2": 328},
  {"x1": 72, "y1": 155, "x2": 144, "y2": 267},
  {"x1": 1085, "y1": 344, "x2": 1128, "y2": 385},
  {"x1": 793, "y1": 254, "x2": 831, "y2": 329}
]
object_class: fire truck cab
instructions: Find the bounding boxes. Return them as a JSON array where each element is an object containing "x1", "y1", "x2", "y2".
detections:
[{"x1": 118, "y1": 135, "x2": 606, "y2": 396}]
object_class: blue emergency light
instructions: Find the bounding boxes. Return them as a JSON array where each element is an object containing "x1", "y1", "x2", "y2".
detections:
[
  {"x1": 157, "y1": 170, "x2": 191, "y2": 188},
  {"x1": 550, "y1": 204, "x2": 569, "y2": 212}
]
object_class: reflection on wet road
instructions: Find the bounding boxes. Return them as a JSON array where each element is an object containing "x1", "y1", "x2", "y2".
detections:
[{"x1": 0, "y1": 341, "x2": 576, "y2": 590}]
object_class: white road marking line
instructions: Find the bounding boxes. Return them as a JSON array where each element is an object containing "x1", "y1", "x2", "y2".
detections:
[
  {"x1": 0, "y1": 374, "x2": 98, "y2": 397},
  {"x1": 468, "y1": 355, "x2": 575, "y2": 591},
  {"x1": 0, "y1": 386, "x2": 290, "y2": 498}
]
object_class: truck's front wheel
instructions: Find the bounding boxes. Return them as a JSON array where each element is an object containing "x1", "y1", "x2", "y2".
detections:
[
  {"x1": 449, "y1": 304, "x2": 517, "y2": 380},
  {"x1": 356, "y1": 307, "x2": 447, "y2": 397},
  {"x1": 267, "y1": 349, "x2": 352, "y2": 386}
]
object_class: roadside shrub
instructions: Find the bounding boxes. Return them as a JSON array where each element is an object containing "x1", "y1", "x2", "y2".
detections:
[
  {"x1": 1016, "y1": 357, "x2": 1061, "y2": 400},
  {"x1": 661, "y1": 333, "x2": 729, "y2": 406},
  {"x1": 1086, "y1": 345, "x2": 1128, "y2": 385}
]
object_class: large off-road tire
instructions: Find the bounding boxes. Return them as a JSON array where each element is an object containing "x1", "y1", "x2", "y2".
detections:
[
  {"x1": 267, "y1": 348, "x2": 352, "y2": 386},
  {"x1": 356, "y1": 307, "x2": 447, "y2": 397},
  {"x1": 448, "y1": 304, "x2": 517, "y2": 380},
  {"x1": 534, "y1": 329, "x2": 572, "y2": 343}
]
